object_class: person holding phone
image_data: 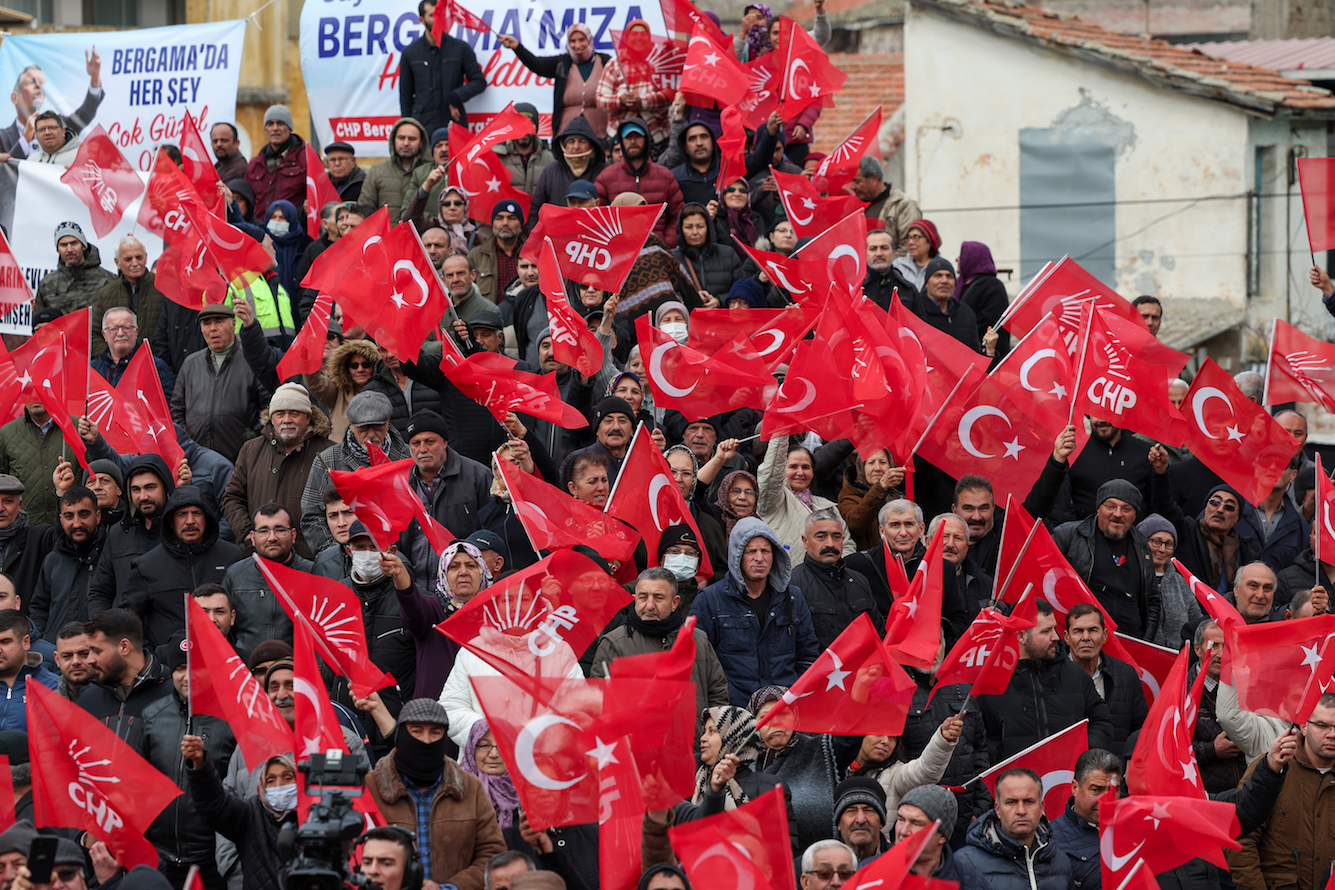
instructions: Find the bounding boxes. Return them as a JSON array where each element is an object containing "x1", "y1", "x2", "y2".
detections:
[{"x1": 8, "y1": 835, "x2": 106, "y2": 890}]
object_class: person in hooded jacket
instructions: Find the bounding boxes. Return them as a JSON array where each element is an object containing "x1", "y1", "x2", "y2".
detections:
[
  {"x1": 35, "y1": 222, "x2": 116, "y2": 314},
  {"x1": 360, "y1": 117, "x2": 434, "y2": 224},
  {"x1": 299, "y1": 338, "x2": 385, "y2": 442},
  {"x1": 87, "y1": 454, "x2": 177, "y2": 614},
  {"x1": 955, "y1": 768, "x2": 1072, "y2": 890},
  {"x1": 673, "y1": 204, "x2": 753, "y2": 305},
  {"x1": 529, "y1": 117, "x2": 607, "y2": 223},
  {"x1": 119, "y1": 486, "x2": 243, "y2": 649},
  {"x1": 661, "y1": 111, "x2": 782, "y2": 209},
  {"x1": 595, "y1": 117, "x2": 684, "y2": 245},
  {"x1": 257, "y1": 200, "x2": 312, "y2": 307},
  {"x1": 30, "y1": 487, "x2": 106, "y2": 642}
]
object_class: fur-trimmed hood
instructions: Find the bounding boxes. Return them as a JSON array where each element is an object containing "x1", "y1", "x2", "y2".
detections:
[
  {"x1": 325, "y1": 339, "x2": 383, "y2": 392},
  {"x1": 372, "y1": 747, "x2": 468, "y2": 805}
]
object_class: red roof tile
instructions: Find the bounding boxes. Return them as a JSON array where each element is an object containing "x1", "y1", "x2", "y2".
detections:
[{"x1": 814, "y1": 55, "x2": 905, "y2": 156}]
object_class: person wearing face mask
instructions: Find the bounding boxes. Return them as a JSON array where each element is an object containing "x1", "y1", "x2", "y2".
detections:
[
  {"x1": 654, "y1": 301, "x2": 690, "y2": 345},
  {"x1": 259, "y1": 200, "x2": 312, "y2": 306},
  {"x1": 365, "y1": 699, "x2": 506, "y2": 890},
  {"x1": 591, "y1": 564, "x2": 729, "y2": 731}
]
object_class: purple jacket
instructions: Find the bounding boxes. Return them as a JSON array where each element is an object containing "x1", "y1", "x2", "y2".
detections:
[{"x1": 395, "y1": 581, "x2": 462, "y2": 701}]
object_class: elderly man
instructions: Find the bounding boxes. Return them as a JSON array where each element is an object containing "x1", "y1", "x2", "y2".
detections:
[
  {"x1": 469, "y1": 200, "x2": 527, "y2": 304},
  {"x1": 170, "y1": 303, "x2": 268, "y2": 463},
  {"x1": 851, "y1": 156, "x2": 921, "y2": 258},
  {"x1": 565, "y1": 397, "x2": 635, "y2": 485},
  {"x1": 440, "y1": 255, "x2": 493, "y2": 322},
  {"x1": 789, "y1": 507, "x2": 881, "y2": 649},
  {"x1": 1227, "y1": 562, "x2": 1278, "y2": 625},
  {"x1": 863, "y1": 229, "x2": 918, "y2": 310},
  {"x1": 1063, "y1": 603, "x2": 1147, "y2": 753},
  {"x1": 92, "y1": 236, "x2": 164, "y2": 357},
  {"x1": 930, "y1": 512, "x2": 992, "y2": 621},
  {"x1": 1190, "y1": 619, "x2": 1248, "y2": 794},
  {"x1": 245, "y1": 104, "x2": 307, "y2": 220},
  {"x1": 833, "y1": 776, "x2": 889, "y2": 862},
  {"x1": 910, "y1": 257, "x2": 980, "y2": 351},
  {"x1": 90, "y1": 307, "x2": 175, "y2": 396},
  {"x1": 35, "y1": 221, "x2": 115, "y2": 313},
  {"x1": 799, "y1": 840, "x2": 858, "y2": 890},
  {"x1": 956, "y1": 769, "x2": 1073, "y2": 890},
  {"x1": 1150, "y1": 444, "x2": 1256, "y2": 593},
  {"x1": 211, "y1": 121, "x2": 247, "y2": 182},
  {"x1": 325, "y1": 141, "x2": 365, "y2": 201},
  {"x1": 361, "y1": 117, "x2": 431, "y2": 224},
  {"x1": 222, "y1": 383, "x2": 335, "y2": 559},
  {"x1": 1052, "y1": 479, "x2": 1159, "y2": 640},
  {"x1": 894, "y1": 784, "x2": 989, "y2": 887}
]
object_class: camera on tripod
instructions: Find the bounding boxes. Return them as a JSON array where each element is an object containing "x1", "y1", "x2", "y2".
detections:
[{"x1": 279, "y1": 750, "x2": 372, "y2": 890}]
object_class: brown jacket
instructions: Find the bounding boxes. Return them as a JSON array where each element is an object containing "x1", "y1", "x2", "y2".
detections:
[
  {"x1": 838, "y1": 469, "x2": 901, "y2": 552},
  {"x1": 1229, "y1": 739, "x2": 1335, "y2": 890},
  {"x1": 366, "y1": 750, "x2": 506, "y2": 890},
  {"x1": 220, "y1": 409, "x2": 335, "y2": 559}
]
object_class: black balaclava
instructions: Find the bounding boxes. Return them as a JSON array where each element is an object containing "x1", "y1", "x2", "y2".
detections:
[{"x1": 394, "y1": 724, "x2": 448, "y2": 787}]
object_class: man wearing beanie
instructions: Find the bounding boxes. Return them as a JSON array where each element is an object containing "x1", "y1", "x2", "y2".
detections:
[
  {"x1": 222, "y1": 383, "x2": 335, "y2": 560},
  {"x1": 399, "y1": 0, "x2": 487, "y2": 136},
  {"x1": 907, "y1": 256, "x2": 981, "y2": 352},
  {"x1": 1052, "y1": 477, "x2": 1158, "y2": 639},
  {"x1": 366, "y1": 698, "x2": 505, "y2": 889},
  {"x1": 245, "y1": 104, "x2": 306, "y2": 220},
  {"x1": 833, "y1": 776, "x2": 889, "y2": 861},
  {"x1": 407, "y1": 127, "x2": 452, "y2": 217},
  {"x1": 361, "y1": 117, "x2": 432, "y2": 224},
  {"x1": 399, "y1": 410, "x2": 491, "y2": 581},
  {"x1": 956, "y1": 768, "x2": 1072, "y2": 890},
  {"x1": 468, "y1": 199, "x2": 526, "y2": 304},
  {"x1": 563, "y1": 396, "x2": 635, "y2": 484},
  {"x1": 35, "y1": 221, "x2": 114, "y2": 314},
  {"x1": 895, "y1": 784, "x2": 991, "y2": 889},
  {"x1": 495, "y1": 103, "x2": 554, "y2": 194}
]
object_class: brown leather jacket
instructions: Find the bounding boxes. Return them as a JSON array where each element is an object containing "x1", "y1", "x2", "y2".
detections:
[{"x1": 1230, "y1": 739, "x2": 1335, "y2": 890}]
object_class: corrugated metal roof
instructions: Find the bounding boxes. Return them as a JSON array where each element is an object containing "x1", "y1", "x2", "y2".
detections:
[{"x1": 1180, "y1": 37, "x2": 1335, "y2": 77}]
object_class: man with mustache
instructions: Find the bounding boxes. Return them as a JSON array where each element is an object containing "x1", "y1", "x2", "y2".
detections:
[
  {"x1": 789, "y1": 508, "x2": 881, "y2": 650},
  {"x1": 563, "y1": 397, "x2": 635, "y2": 486}
]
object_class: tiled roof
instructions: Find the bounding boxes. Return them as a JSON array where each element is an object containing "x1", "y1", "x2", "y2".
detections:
[
  {"x1": 912, "y1": 0, "x2": 1335, "y2": 116},
  {"x1": 1157, "y1": 298, "x2": 1246, "y2": 351},
  {"x1": 814, "y1": 55, "x2": 906, "y2": 156},
  {"x1": 786, "y1": 0, "x2": 904, "y2": 25},
  {"x1": 1180, "y1": 37, "x2": 1335, "y2": 78}
]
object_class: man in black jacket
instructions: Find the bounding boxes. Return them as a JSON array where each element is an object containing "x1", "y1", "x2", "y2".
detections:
[
  {"x1": 30, "y1": 486, "x2": 105, "y2": 642},
  {"x1": 140, "y1": 635, "x2": 237, "y2": 890},
  {"x1": 789, "y1": 508, "x2": 882, "y2": 648},
  {"x1": 908, "y1": 258, "x2": 980, "y2": 352},
  {"x1": 977, "y1": 599, "x2": 1115, "y2": 761},
  {"x1": 863, "y1": 230, "x2": 919, "y2": 310},
  {"x1": 399, "y1": 0, "x2": 487, "y2": 135},
  {"x1": 79, "y1": 608, "x2": 172, "y2": 746},
  {"x1": 931, "y1": 513, "x2": 993, "y2": 622},
  {"x1": 1061, "y1": 420, "x2": 1153, "y2": 522},
  {"x1": 225, "y1": 504, "x2": 314, "y2": 653},
  {"x1": 88, "y1": 454, "x2": 175, "y2": 614},
  {"x1": 1062, "y1": 603, "x2": 1147, "y2": 754},
  {"x1": 1149, "y1": 443, "x2": 1255, "y2": 595},
  {"x1": 120, "y1": 486, "x2": 243, "y2": 650}
]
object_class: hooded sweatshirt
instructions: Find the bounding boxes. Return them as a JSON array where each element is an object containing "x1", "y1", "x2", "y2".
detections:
[
  {"x1": 529, "y1": 115, "x2": 607, "y2": 222},
  {"x1": 359, "y1": 117, "x2": 433, "y2": 224},
  {"x1": 87, "y1": 453, "x2": 178, "y2": 615}
]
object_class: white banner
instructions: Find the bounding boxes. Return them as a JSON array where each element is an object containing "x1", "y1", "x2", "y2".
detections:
[
  {"x1": 299, "y1": 0, "x2": 665, "y2": 157},
  {"x1": 0, "y1": 161, "x2": 164, "y2": 335}
]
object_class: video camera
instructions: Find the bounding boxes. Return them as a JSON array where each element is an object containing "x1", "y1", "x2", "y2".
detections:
[{"x1": 279, "y1": 751, "x2": 373, "y2": 890}]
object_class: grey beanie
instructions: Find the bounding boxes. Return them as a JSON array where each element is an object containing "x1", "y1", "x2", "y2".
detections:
[
  {"x1": 269, "y1": 382, "x2": 313, "y2": 415},
  {"x1": 1136, "y1": 513, "x2": 1175, "y2": 544},
  {"x1": 0, "y1": 822, "x2": 36, "y2": 855},
  {"x1": 346, "y1": 391, "x2": 393, "y2": 427},
  {"x1": 54, "y1": 221, "x2": 87, "y2": 248},
  {"x1": 1095, "y1": 479, "x2": 1143, "y2": 517},
  {"x1": 263, "y1": 104, "x2": 294, "y2": 129},
  {"x1": 899, "y1": 783, "x2": 958, "y2": 832},
  {"x1": 397, "y1": 698, "x2": 450, "y2": 729},
  {"x1": 87, "y1": 459, "x2": 124, "y2": 492}
]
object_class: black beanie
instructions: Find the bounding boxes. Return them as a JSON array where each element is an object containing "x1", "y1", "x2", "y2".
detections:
[{"x1": 592, "y1": 396, "x2": 635, "y2": 428}]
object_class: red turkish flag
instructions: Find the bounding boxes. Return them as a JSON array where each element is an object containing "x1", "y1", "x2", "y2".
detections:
[
  {"x1": 494, "y1": 458, "x2": 640, "y2": 562},
  {"x1": 1172, "y1": 558, "x2": 1245, "y2": 632},
  {"x1": 116, "y1": 342, "x2": 186, "y2": 468},
  {"x1": 811, "y1": 106, "x2": 883, "y2": 194},
  {"x1": 137, "y1": 149, "x2": 207, "y2": 242},
  {"x1": 180, "y1": 201, "x2": 272, "y2": 285},
  {"x1": 430, "y1": 0, "x2": 490, "y2": 42},
  {"x1": 301, "y1": 207, "x2": 392, "y2": 291},
  {"x1": 670, "y1": 785, "x2": 796, "y2": 890},
  {"x1": 597, "y1": 730, "x2": 649, "y2": 890},
  {"x1": 28, "y1": 334, "x2": 91, "y2": 475},
  {"x1": 999, "y1": 256, "x2": 1149, "y2": 344},
  {"x1": 339, "y1": 221, "x2": 451, "y2": 362},
  {"x1": 1298, "y1": 157, "x2": 1335, "y2": 252},
  {"x1": 884, "y1": 524, "x2": 946, "y2": 669},
  {"x1": 1231, "y1": 613, "x2": 1335, "y2": 724},
  {"x1": 27, "y1": 683, "x2": 182, "y2": 868},
  {"x1": 1127, "y1": 645, "x2": 1206, "y2": 798},
  {"x1": 155, "y1": 227, "x2": 230, "y2": 312},
  {"x1": 887, "y1": 295, "x2": 990, "y2": 452},
  {"x1": 678, "y1": 25, "x2": 752, "y2": 108},
  {"x1": 186, "y1": 594, "x2": 293, "y2": 768},
  {"x1": 611, "y1": 28, "x2": 687, "y2": 92},
  {"x1": 661, "y1": 0, "x2": 729, "y2": 44},
  {"x1": 934, "y1": 590, "x2": 1036, "y2": 697},
  {"x1": 86, "y1": 367, "x2": 145, "y2": 456},
  {"x1": 532, "y1": 203, "x2": 664, "y2": 293},
  {"x1": 327, "y1": 456, "x2": 457, "y2": 553},
  {"x1": 636, "y1": 317, "x2": 778, "y2": 416},
  {"x1": 1114, "y1": 633, "x2": 1178, "y2": 704},
  {"x1": 847, "y1": 821, "x2": 943, "y2": 890},
  {"x1": 1098, "y1": 795, "x2": 1240, "y2": 890},
  {"x1": 972, "y1": 720, "x2": 1089, "y2": 820},
  {"x1": 442, "y1": 351, "x2": 588, "y2": 428},
  {"x1": 304, "y1": 144, "x2": 342, "y2": 239},
  {"x1": 775, "y1": 16, "x2": 846, "y2": 114},
  {"x1": 59, "y1": 124, "x2": 144, "y2": 238},
  {"x1": 604, "y1": 425, "x2": 714, "y2": 581},
  {"x1": 292, "y1": 620, "x2": 349, "y2": 759},
  {"x1": 0, "y1": 341, "x2": 22, "y2": 423},
  {"x1": 177, "y1": 111, "x2": 224, "y2": 212},
  {"x1": 686, "y1": 306, "x2": 818, "y2": 372},
  {"x1": 757, "y1": 613, "x2": 915, "y2": 735},
  {"x1": 451, "y1": 103, "x2": 535, "y2": 173},
  {"x1": 1182, "y1": 359, "x2": 1301, "y2": 505},
  {"x1": 761, "y1": 334, "x2": 861, "y2": 449},
  {"x1": 252, "y1": 555, "x2": 396, "y2": 697},
  {"x1": 452, "y1": 144, "x2": 532, "y2": 226},
  {"x1": 13, "y1": 308, "x2": 89, "y2": 416},
  {"x1": 791, "y1": 209, "x2": 867, "y2": 299},
  {"x1": 1264, "y1": 318, "x2": 1335, "y2": 412},
  {"x1": 990, "y1": 313, "x2": 1077, "y2": 421},
  {"x1": 715, "y1": 105, "x2": 748, "y2": 194},
  {"x1": 612, "y1": 615, "x2": 698, "y2": 683},
  {"x1": 437, "y1": 549, "x2": 633, "y2": 684},
  {"x1": 278, "y1": 292, "x2": 333, "y2": 380},
  {"x1": 1319, "y1": 454, "x2": 1335, "y2": 565},
  {"x1": 733, "y1": 239, "x2": 817, "y2": 305},
  {"x1": 770, "y1": 167, "x2": 865, "y2": 238},
  {"x1": 0, "y1": 757, "x2": 11, "y2": 833},
  {"x1": 540, "y1": 238, "x2": 603, "y2": 378}
]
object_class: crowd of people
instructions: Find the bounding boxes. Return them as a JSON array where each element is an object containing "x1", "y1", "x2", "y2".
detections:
[{"x1": 2, "y1": 0, "x2": 1334, "y2": 889}]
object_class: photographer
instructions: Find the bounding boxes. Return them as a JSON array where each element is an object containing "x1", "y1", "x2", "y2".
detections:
[{"x1": 358, "y1": 827, "x2": 444, "y2": 890}]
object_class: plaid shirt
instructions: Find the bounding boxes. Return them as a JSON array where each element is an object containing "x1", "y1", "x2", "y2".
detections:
[
  {"x1": 116, "y1": 652, "x2": 160, "y2": 702},
  {"x1": 403, "y1": 779, "x2": 440, "y2": 876}
]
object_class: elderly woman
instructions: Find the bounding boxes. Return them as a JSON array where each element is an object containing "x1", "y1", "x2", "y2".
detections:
[
  {"x1": 459, "y1": 719, "x2": 523, "y2": 842},
  {"x1": 892, "y1": 219, "x2": 942, "y2": 294},
  {"x1": 1139, "y1": 514, "x2": 1202, "y2": 648},
  {"x1": 758, "y1": 434, "x2": 856, "y2": 565},
  {"x1": 497, "y1": 24, "x2": 611, "y2": 136},
  {"x1": 749, "y1": 687, "x2": 844, "y2": 854},
  {"x1": 839, "y1": 448, "x2": 906, "y2": 551},
  {"x1": 843, "y1": 712, "x2": 963, "y2": 817},
  {"x1": 304, "y1": 337, "x2": 384, "y2": 440},
  {"x1": 404, "y1": 184, "x2": 481, "y2": 255}
]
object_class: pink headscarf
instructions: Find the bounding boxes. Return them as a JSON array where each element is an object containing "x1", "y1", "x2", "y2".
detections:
[{"x1": 567, "y1": 23, "x2": 594, "y2": 63}]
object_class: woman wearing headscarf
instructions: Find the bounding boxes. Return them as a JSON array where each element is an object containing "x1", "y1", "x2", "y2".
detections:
[
  {"x1": 261, "y1": 200, "x2": 313, "y2": 302},
  {"x1": 734, "y1": 2, "x2": 774, "y2": 61},
  {"x1": 498, "y1": 24, "x2": 611, "y2": 137},
  {"x1": 892, "y1": 218, "x2": 942, "y2": 293},
  {"x1": 392, "y1": 539, "x2": 488, "y2": 702},
  {"x1": 595, "y1": 20, "x2": 674, "y2": 145},
  {"x1": 459, "y1": 719, "x2": 523, "y2": 839},
  {"x1": 953, "y1": 240, "x2": 1010, "y2": 356},
  {"x1": 712, "y1": 468, "x2": 760, "y2": 540},
  {"x1": 711, "y1": 178, "x2": 761, "y2": 249},
  {"x1": 403, "y1": 184, "x2": 480, "y2": 255}
]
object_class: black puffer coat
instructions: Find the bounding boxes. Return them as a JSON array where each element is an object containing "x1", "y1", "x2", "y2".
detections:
[
  {"x1": 977, "y1": 655, "x2": 1115, "y2": 762},
  {"x1": 788, "y1": 555, "x2": 882, "y2": 649},
  {"x1": 89, "y1": 454, "x2": 175, "y2": 614},
  {"x1": 901, "y1": 670, "x2": 992, "y2": 845},
  {"x1": 31, "y1": 524, "x2": 105, "y2": 641},
  {"x1": 672, "y1": 204, "x2": 752, "y2": 300},
  {"x1": 955, "y1": 812, "x2": 1072, "y2": 890}
]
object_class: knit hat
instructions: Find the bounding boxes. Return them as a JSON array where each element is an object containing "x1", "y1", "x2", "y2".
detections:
[
  {"x1": 54, "y1": 220, "x2": 87, "y2": 248},
  {"x1": 32, "y1": 307, "x2": 63, "y2": 327},
  {"x1": 592, "y1": 396, "x2": 635, "y2": 428},
  {"x1": 263, "y1": 104, "x2": 294, "y2": 129},
  {"x1": 269, "y1": 382, "x2": 313, "y2": 415},
  {"x1": 654, "y1": 300, "x2": 690, "y2": 328},
  {"x1": 657, "y1": 523, "x2": 701, "y2": 562},
  {"x1": 87, "y1": 458, "x2": 124, "y2": 492},
  {"x1": 0, "y1": 823, "x2": 36, "y2": 856},
  {"x1": 430, "y1": 127, "x2": 450, "y2": 148},
  {"x1": 492, "y1": 199, "x2": 524, "y2": 225},
  {"x1": 346, "y1": 391, "x2": 393, "y2": 426},
  {"x1": 263, "y1": 658, "x2": 294, "y2": 690},
  {"x1": 197, "y1": 302, "x2": 235, "y2": 320},
  {"x1": 0, "y1": 732, "x2": 28, "y2": 765},
  {"x1": 833, "y1": 775, "x2": 888, "y2": 825},
  {"x1": 53, "y1": 837, "x2": 85, "y2": 866},
  {"x1": 1096, "y1": 479, "x2": 1144, "y2": 516},
  {"x1": 511, "y1": 873, "x2": 567, "y2": 890},
  {"x1": 406, "y1": 410, "x2": 450, "y2": 442},
  {"x1": 727, "y1": 277, "x2": 766, "y2": 309},
  {"x1": 1206, "y1": 482, "x2": 1244, "y2": 509},
  {"x1": 157, "y1": 631, "x2": 190, "y2": 671},
  {"x1": 907, "y1": 219, "x2": 941, "y2": 252},
  {"x1": 0, "y1": 475, "x2": 25, "y2": 494},
  {"x1": 513, "y1": 103, "x2": 540, "y2": 132},
  {"x1": 898, "y1": 783, "x2": 957, "y2": 831},
  {"x1": 247, "y1": 640, "x2": 293, "y2": 673},
  {"x1": 397, "y1": 697, "x2": 450, "y2": 729},
  {"x1": 804, "y1": 151, "x2": 827, "y2": 167},
  {"x1": 922, "y1": 256, "x2": 955, "y2": 282},
  {"x1": 1136, "y1": 513, "x2": 1175, "y2": 544}
]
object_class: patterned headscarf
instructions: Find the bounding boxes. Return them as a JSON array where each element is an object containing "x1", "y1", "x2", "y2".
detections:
[
  {"x1": 438, "y1": 187, "x2": 476, "y2": 256},
  {"x1": 460, "y1": 719, "x2": 522, "y2": 827},
  {"x1": 567, "y1": 22, "x2": 594, "y2": 63},
  {"x1": 745, "y1": 2, "x2": 774, "y2": 59},
  {"x1": 715, "y1": 469, "x2": 759, "y2": 540},
  {"x1": 694, "y1": 706, "x2": 763, "y2": 809},
  {"x1": 747, "y1": 685, "x2": 798, "y2": 770},
  {"x1": 435, "y1": 540, "x2": 493, "y2": 612}
]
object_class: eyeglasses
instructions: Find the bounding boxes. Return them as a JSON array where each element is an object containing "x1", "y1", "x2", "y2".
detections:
[
  {"x1": 729, "y1": 488, "x2": 757, "y2": 498},
  {"x1": 806, "y1": 868, "x2": 858, "y2": 881},
  {"x1": 326, "y1": 333, "x2": 343, "y2": 342},
  {"x1": 1207, "y1": 497, "x2": 1238, "y2": 514},
  {"x1": 347, "y1": 360, "x2": 374, "y2": 369},
  {"x1": 103, "y1": 324, "x2": 137, "y2": 333},
  {"x1": 54, "y1": 866, "x2": 82, "y2": 882},
  {"x1": 1147, "y1": 538, "x2": 1175, "y2": 550},
  {"x1": 441, "y1": 200, "x2": 466, "y2": 207},
  {"x1": 724, "y1": 185, "x2": 748, "y2": 194},
  {"x1": 253, "y1": 526, "x2": 293, "y2": 537},
  {"x1": 1308, "y1": 720, "x2": 1335, "y2": 735},
  {"x1": 664, "y1": 545, "x2": 699, "y2": 556}
]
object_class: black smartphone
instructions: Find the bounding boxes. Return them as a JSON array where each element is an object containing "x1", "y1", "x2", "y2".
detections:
[{"x1": 28, "y1": 836, "x2": 59, "y2": 885}]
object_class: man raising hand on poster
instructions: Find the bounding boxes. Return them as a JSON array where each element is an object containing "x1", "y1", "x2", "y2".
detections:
[{"x1": 0, "y1": 48, "x2": 103, "y2": 160}]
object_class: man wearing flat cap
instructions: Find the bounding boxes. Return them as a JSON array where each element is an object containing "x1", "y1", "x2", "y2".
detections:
[
  {"x1": 0, "y1": 475, "x2": 57, "y2": 601},
  {"x1": 170, "y1": 302, "x2": 270, "y2": 464},
  {"x1": 223, "y1": 383, "x2": 336, "y2": 560}
]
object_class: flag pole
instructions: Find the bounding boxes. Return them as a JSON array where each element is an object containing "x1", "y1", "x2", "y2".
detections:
[
  {"x1": 602, "y1": 422, "x2": 645, "y2": 509},
  {"x1": 958, "y1": 719, "x2": 1091, "y2": 787},
  {"x1": 988, "y1": 494, "x2": 1015, "y2": 604},
  {"x1": 1067, "y1": 301, "x2": 1096, "y2": 429},
  {"x1": 993, "y1": 520, "x2": 1041, "y2": 606},
  {"x1": 184, "y1": 592, "x2": 193, "y2": 733},
  {"x1": 905, "y1": 369, "x2": 974, "y2": 464},
  {"x1": 1319, "y1": 453, "x2": 1324, "y2": 591},
  {"x1": 736, "y1": 404, "x2": 865, "y2": 444}
]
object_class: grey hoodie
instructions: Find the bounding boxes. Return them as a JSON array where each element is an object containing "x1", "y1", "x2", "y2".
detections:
[{"x1": 726, "y1": 516, "x2": 792, "y2": 594}]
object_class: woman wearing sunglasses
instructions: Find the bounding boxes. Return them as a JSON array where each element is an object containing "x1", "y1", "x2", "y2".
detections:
[{"x1": 303, "y1": 338, "x2": 385, "y2": 440}]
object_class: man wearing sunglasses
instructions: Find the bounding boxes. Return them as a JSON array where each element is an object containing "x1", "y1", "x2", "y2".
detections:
[
  {"x1": 799, "y1": 840, "x2": 858, "y2": 890},
  {"x1": 1150, "y1": 443, "x2": 1257, "y2": 595}
]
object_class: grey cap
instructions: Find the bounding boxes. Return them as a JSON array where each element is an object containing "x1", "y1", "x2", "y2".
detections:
[
  {"x1": 0, "y1": 822, "x2": 36, "y2": 856},
  {"x1": 0, "y1": 475, "x2": 25, "y2": 494},
  {"x1": 54, "y1": 837, "x2": 85, "y2": 866},
  {"x1": 346, "y1": 391, "x2": 393, "y2": 427},
  {"x1": 1136, "y1": 513, "x2": 1175, "y2": 544},
  {"x1": 54, "y1": 221, "x2": 87, "y2": 248},
  {"x1": 87, "y1": 459, "x2": 124, "y2": 491},
  {"x1": 1095, "y1": 479, "x2": 1143, "y2": 517},
  {"x1": 470, "y1": 308, "x2": 503, "y2": 331},
  {"x1": 397, "y1": 698, "x2": 450, "y2": 729},
  {"x1": 898, "y1": 783, "x2": 957, "y2": 833}
]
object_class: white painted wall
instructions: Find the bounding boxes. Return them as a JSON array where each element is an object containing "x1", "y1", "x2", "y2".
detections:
[{"x1": 904, "y1": 3, "x2": 1254, "y2": 305}]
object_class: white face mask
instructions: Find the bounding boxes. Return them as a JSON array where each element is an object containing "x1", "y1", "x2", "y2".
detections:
[
  {"x1": 350, "y1": 550, "x2": 384, "y2": 581},
  {"x1": 266, "y1": 783, "x2": 297, "y2": 811},
  {"x1": 268, "y1": 219, "x2": 291, "y2": 237},
  {"x1": 660, "y1": 322, "x2": 688, "y2": 344},
  {"x1": 663, "y1": 553, "x2": 699, "y2": 581}
]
